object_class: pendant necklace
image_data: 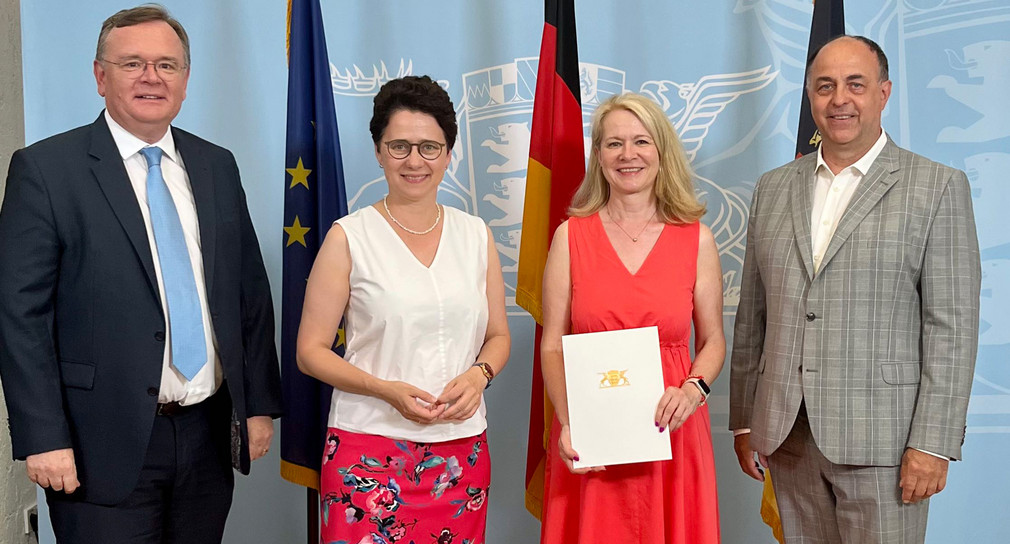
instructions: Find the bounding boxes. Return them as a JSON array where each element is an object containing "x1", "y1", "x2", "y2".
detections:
[{"x1": 606, "y1": 205, "x2": 655, "y2": 242}]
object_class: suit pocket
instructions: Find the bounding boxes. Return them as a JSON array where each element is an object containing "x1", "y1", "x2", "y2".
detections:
[
  {"x1": 880, "y1": 362, "x2": 920, "y2": 385},
  {"x1": 59, "y1": 360, "x2": 96, "y2": 390}
]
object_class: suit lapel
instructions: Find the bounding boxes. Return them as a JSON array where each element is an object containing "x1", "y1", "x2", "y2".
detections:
[
  {"x1": 88, "y1": 115, "x2": 160, "y2": 298},
  {"x1": 790, "y1": 155, "x2": 817, "y2": 281},
  {"x1": 817, "y1": 138, "x2": 901, "y2": 273},
  {"x1": 174, "y1": 128, "x2": 217, "y2": 299}
]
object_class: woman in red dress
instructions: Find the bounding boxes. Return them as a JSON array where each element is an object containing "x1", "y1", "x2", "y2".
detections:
[{"x1": 539, "y1": 92, "x2": 726, "y2": 543}]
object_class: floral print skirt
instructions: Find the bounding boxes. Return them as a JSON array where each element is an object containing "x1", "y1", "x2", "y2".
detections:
[{"x1": 320, "y1": 428, "x2": 490, "y2": 544}]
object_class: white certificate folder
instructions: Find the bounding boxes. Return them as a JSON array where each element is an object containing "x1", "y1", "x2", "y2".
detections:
[{"x1": 562, "y1": 326, "x2": 672, "y2": 469}]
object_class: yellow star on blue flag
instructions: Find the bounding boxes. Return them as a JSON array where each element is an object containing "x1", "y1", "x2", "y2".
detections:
[
  {"x1": 283, "y1": 216, "x2": 311, "y2": 247},
  {"x1": 287, "y1": 157, "x2": 312, "y2": 189},
  {"x1": 280, "y1": 0, "x2": 349, "y2": 492}
]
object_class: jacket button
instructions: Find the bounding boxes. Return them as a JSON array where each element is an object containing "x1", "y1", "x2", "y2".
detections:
[
  {"x1": 147, "y1": 387, "x2": 159, "y2": 397},
  {"x1": 154, "y1": 331, "x2": 165, "y2": 342},
  {"x1": 806, "y1": 312, "x2": 816, "y2": 322}
]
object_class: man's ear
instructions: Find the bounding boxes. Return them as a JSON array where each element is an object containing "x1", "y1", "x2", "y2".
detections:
[
  {"x1": 94, "y1": 60, "x2": 108, "y2": 97},
  {"x1": 879, "y1": 79, "x2": 893, "y2": 110}
]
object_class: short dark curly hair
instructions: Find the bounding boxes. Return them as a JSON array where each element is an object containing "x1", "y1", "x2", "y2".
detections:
[{"x1": 369, "y1": 75, "x2": 458, "y2": 151}]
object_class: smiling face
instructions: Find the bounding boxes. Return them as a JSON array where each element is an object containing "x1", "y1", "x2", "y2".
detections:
[
  {"x1": 596, "y1": 108, "x2": 660, "y2": 198},
  {"x1": 375, "y1": 109, "x2": 451, "y2": 201},
  {"x1": 94, "y1": 21, "x2": 189, "y2": 143},
  {"x1": 807, "y1": 37, "x2": 892, "y2": 165}
]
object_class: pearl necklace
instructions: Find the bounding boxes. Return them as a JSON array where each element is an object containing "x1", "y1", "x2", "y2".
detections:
[{"x1": 383, "y1": 195, "x2": 441, "y2": 235}]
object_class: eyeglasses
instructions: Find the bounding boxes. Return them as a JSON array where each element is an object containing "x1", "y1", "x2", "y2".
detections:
[
  {"x1": 383, "y1": 140, "x2": 446, "y2": 160},
  {"x1": 100, "y1": 58, "x2": 187, "y2": 80}
]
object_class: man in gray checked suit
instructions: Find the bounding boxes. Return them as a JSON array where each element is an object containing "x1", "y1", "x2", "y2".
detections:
[{"x1": 729, "y1": 35, "x2": 980, "y2": 543}]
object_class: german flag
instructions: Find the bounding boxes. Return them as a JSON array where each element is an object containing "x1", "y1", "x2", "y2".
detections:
[
  {"x1": 760, "y1": 2, "x2": 845, "y2": 542},
  {"x1": 516, "y1": 0, "x2": 585, "y2": 520},
  {"x1": 795, "y1": 0, "x2": 845, "y2": 158}
]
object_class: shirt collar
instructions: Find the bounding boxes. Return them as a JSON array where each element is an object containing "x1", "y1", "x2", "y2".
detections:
[
  {"x1": 815, "y1": 130, "x2": 888, "y2": 177},
  {"x1": 104, "y1": 110, "x2": 179, "y2": 165}
]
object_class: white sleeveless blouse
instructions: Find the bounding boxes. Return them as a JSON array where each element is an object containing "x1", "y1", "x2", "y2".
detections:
[{"x1": 327, "y1": 205, "x2": 490, "y2": 442}]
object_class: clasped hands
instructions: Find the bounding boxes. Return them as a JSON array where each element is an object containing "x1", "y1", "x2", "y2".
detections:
[
  {"x1": 380, "y1": 366, "x2": 486, "y2": 425},
  {"x1": 559, "y1": 383, "x2": 704, "y2": 474}
]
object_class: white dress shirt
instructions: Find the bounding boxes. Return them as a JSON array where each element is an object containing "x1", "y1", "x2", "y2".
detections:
[
  {"x1": 105, "y1": 111, "x2": 221, "y2": 405},
  {"x1": 810, "y1": 131, "x2": 887, "y2": 271}
]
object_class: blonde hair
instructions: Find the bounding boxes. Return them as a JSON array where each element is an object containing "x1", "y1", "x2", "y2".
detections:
[{"x1": 568, "y1": 93, "x2": 705, "y2": 224}]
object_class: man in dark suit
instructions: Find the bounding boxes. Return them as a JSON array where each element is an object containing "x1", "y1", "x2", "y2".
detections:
[{"x1": 0, "y1": 5, "x2": 283, "y2": 543}]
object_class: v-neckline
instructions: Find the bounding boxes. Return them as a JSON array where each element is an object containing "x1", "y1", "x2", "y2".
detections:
[
  {"x1": 368, "y1": 205, "x2": 445, "y2": 270},
  {"x1": 594, "y1": 212, "x2": 666, "y2": 277}
]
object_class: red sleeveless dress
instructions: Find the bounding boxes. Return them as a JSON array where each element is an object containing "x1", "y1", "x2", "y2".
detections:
[{"x1": 540, "y1": 213, "x2": 720, "y2": 544}]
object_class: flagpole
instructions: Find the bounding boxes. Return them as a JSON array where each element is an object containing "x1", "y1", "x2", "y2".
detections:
[
  {"x1": 759, "y1": 2, "x2": 846, "y2": 543},
  {"x1": 281, "y1": 2, "x2": 348, "y2": 542},
  {"x1": 307, "y1": 489, "x2": 318, "y2": 544},
  {"x1": 517, "y1": 0, "x2": 585, "y2": 519}
]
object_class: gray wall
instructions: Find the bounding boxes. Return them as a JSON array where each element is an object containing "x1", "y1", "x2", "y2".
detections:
[{"x1": 0, "y1": 0, "x2": 37, "y2": 542}]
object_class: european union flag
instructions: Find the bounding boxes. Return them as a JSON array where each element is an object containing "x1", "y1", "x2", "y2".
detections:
[{"x1": 280, "y1": 0, "x2": 347, "y2": 489}]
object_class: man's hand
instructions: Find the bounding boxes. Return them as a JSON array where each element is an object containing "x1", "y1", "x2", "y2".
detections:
[
  {"x1": 247, "y1": 416, "x2": 274, "y2": 462},
  {"x1": 733, "y1": 433, "x2": 768, "y2": 482},
  {"x1": 900, "y1": 448, "x2": 948, "y2": 503},
  {"x1": 26, "y1": 448, "x2": 79, "y2": 493}
]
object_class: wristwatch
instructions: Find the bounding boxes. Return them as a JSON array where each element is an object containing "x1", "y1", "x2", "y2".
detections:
[
  {"x1": 685, "y1": 375, "x2": 710, "y2": 405},
  {"x1": 472, "y1": 362, "x2": 494, "y2": 389}
]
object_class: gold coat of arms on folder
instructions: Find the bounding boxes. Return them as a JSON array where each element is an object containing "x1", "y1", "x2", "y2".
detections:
[{"x1": 598, "y1": 370, "x2": 630, "y2": 388}]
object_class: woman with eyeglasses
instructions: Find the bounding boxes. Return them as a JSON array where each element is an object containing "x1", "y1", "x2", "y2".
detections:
[{"x1": 297, "y1": 75, "x2": 510, "y2": 543}]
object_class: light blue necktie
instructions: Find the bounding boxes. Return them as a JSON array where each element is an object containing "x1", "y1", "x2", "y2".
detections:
[{"x1": 140, "y1": 146, "x2": 207, "y2": 381}]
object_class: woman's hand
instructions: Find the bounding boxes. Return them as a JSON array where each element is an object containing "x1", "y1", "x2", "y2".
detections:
[
  {"x1": 655, "y1": 384, "x2": 703, "y2": 433},
  {"x1": 435, "y1": 366, "x2": 486, "y2": 422},
  {"x1": 558, "y1": 423, "x2": 605, "y2": 474},
  {"x1": 377, "y1": 381, "x2": 445, "y2": 425}
]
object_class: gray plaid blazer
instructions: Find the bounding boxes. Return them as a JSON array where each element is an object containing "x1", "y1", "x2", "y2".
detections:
[{"x1": 729, "y1": 137, "x2": 980, "y2": 466}]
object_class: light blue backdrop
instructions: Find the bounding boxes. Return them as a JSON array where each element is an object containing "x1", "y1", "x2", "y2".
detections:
[{"x1": 18, "y1": 1, "x2": 1009, "y2": 542}]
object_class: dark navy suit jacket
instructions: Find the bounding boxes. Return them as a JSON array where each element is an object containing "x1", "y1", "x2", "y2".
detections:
[{"x1": 0, "y1": 114, "x2": 283, "y2": 505}]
